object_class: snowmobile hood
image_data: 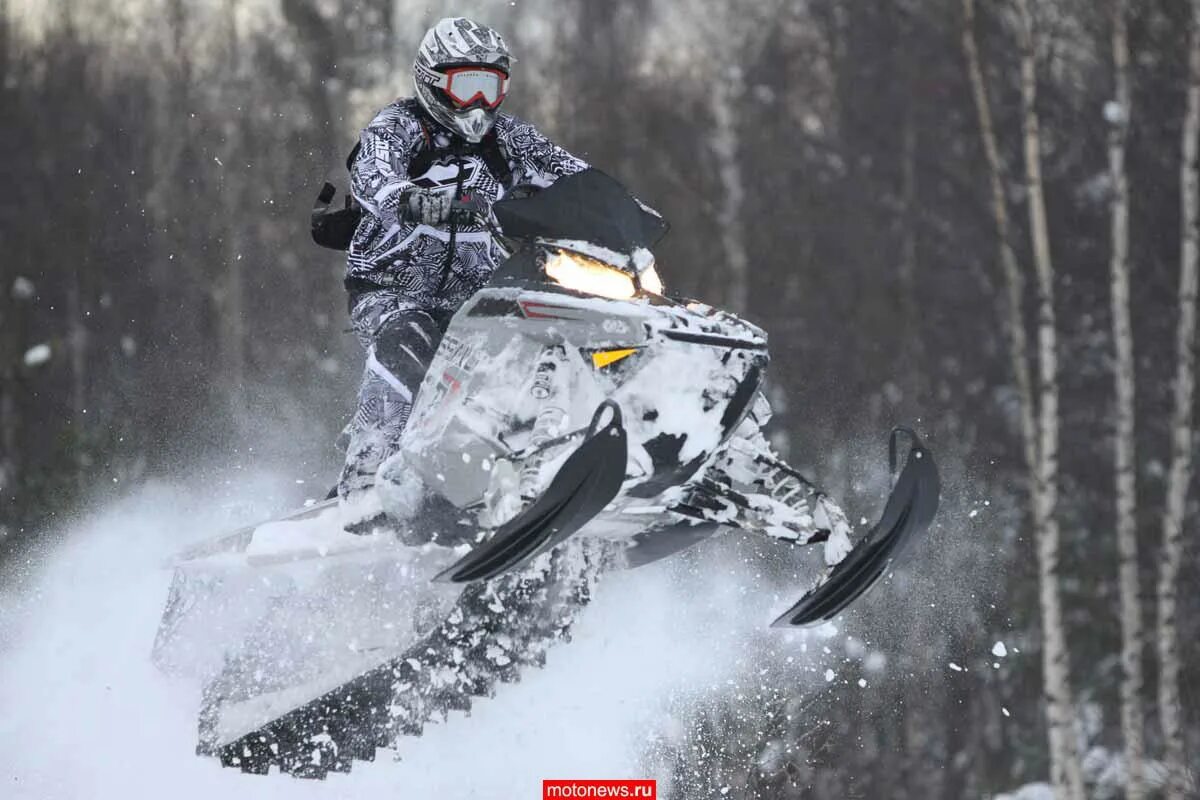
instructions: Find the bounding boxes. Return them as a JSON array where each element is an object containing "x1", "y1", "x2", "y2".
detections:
[{"x1": 493, "y1": 168, "x2": 669, "y2": 254}]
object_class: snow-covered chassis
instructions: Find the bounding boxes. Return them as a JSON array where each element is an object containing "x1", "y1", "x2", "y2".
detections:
[{"x1": 152, "y1": 170, "x2": 939, "y2": 778}]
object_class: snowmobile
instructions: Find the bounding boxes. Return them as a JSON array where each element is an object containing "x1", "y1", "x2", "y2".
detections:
[{"x1": 151, "y1": 169, "x2": 940, "y2": 779}]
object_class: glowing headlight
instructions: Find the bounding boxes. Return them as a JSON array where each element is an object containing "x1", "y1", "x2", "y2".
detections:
[
  {"x1": 543, "y1": 250, "x2": 666, "y2": 299},
  {"x1": 544, "y1": 250, "x2": 637, "y2": 299}
]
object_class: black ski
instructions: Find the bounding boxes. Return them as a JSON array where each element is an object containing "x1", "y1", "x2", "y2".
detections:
[
  {"x1": 434, "y1": 400, "x2": 628, "y2": 583},
  {"x1": 771, "y1": 428, "x2": 940, "y2": 627}
]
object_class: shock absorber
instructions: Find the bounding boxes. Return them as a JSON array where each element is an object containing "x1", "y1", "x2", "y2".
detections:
[{"x1": 520, "y1": 345, "x2": 568, "y2": 498}]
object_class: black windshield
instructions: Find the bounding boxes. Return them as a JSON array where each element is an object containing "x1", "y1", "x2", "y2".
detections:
[{"x1": 492, "y1": 169, "x2": 669, "y2": 254}]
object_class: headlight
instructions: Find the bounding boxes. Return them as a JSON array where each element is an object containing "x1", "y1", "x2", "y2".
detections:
[
  {"x1": 544, "y1": 250, "x2": 637, "y2": 299},
  {"x1": 543, "y1": 249, "x2": 665, "y2": 299}
]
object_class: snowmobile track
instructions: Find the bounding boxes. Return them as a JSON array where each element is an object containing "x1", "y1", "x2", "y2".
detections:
[{"x1": 199, "y1": 541, "x2": 607, "y2": 779}]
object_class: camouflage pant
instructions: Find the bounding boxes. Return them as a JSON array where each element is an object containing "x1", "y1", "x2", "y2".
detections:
[{"x1": 338, "y1": 290, "x2": 452, "y2": 500}]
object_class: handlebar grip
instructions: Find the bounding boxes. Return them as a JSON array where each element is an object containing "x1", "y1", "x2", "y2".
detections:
[
  {"x1": 447, "y1": 208, "x2": 483, "y2": 226},
  {"x1": 451, "y1": 194, "x2": 490, "y2": 214}
]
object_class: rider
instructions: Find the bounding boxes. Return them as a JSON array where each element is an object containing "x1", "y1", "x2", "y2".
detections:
[{"x1": 339, "y1": 17, "x2": 588, "y2": 528}]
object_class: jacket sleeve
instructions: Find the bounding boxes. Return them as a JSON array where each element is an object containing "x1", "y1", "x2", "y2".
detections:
[
  {"x1": 350, "y1": 106, "x2": 423, "y2": 225},
  {"x1": 497, "y1": 117, "x2": 589, "y2": 189}
]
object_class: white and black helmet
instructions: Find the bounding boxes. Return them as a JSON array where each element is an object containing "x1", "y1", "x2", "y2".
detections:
[{"x1": 413, "y1": 17, "x2": 513, "y2": 143}]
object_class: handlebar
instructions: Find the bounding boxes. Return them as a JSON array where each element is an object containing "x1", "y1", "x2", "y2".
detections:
[
  {"x1": 397, "y1": 184, "x2": 544, "y2": 259},
  {"x1": 446, "y1": 194, "x2": 490, "y2": 226}
]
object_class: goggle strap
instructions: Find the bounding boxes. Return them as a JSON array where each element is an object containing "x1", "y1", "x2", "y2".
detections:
[{"x1": 415, "y1": 61, "x2": 449, "y2": 89}]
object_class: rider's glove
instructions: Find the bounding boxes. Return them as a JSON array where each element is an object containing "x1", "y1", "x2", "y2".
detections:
[{"x1": 407, "y1": 189, "x2": 453, "y2": 226}]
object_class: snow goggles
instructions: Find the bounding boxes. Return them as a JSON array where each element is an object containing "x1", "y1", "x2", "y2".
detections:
[{"x1": 432, "y1": 66, "x2": 509, "y2": 110}]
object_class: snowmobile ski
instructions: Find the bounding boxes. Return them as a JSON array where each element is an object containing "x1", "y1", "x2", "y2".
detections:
[
  {"x1": 435, "y1": 400, "x2": 628, "y2": 583},
  {"x1": 771, "y1": 428, "x2": 940, "y2": 627}
]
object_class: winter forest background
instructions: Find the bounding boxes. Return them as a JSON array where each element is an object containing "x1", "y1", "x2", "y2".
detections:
[{"x1": 1, "y1": 0, "x2": 1198, "y2": 798}]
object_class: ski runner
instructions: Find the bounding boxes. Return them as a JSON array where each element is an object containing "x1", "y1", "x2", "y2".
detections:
[{"x1": 339, "y1": 17, "x2": 590, "y2": 530}]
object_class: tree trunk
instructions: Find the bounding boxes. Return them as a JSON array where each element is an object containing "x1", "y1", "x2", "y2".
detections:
[
  {"x1": 1107, "y1": 1, "x2": 1146, "y2": 797},
  {"x1": 897, "y1": 102, "x2": 925, "y2": 408},
  {"x1": 0, "y1": 0, "x2": 9, "y2": 79},
  {"x1": 1158, "y1": 2, "x2": 1200, "y2": 796},
  {"x1": 66, "y1": 258, "x2": 88, "y2": 490},
  {"x1": 711, "y1": 67, "x2": 750, "y2": 316},
  {"x1": 281, "y1": 0, "x2": 342, "y2": 330},
  {"x1": 0, "y1": 285, "x2": 21, "y2": 517},
  {"x1": 963, "y1": 8, "x2": 1086, "y2": 787},
  {"x1": 0, "y1": 6, "x2": 14, "y2": 521},
  {"x1": 961, "y1": 0, "x2": 1038, "y2": 480},
  {"x1": 219, "y1": 0, "x2": 247, "y2": 424},
  {"x1": 152, "y1": 0, "x2": 198, "y2": 378},
  {"x1": 1015, "y1": 1, "x2": 1086, "y2": 797}
]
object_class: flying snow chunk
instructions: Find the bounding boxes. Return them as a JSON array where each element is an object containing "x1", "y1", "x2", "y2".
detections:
[
  {"x1": 23, "y1": 343, "x2": 51, "y2": 367},
  {"x1": 11, "y1": 276, "x2": 35, "y2": 300},
  {"x1": 824, "y1": 669, "x2": 835, "y2": 682},
  {"x1": 992, "y1": 641, "x2": 1008, "y2": 658},
  {"x1": 815, "y1": 622, "x2": 838, "y2": 639},
  {"x1": 948, "y1": 662, "x2": 964, "y2": 672},
  {"x1": 1103, "y1": 100, "x2": 1125, "y2": 124}
]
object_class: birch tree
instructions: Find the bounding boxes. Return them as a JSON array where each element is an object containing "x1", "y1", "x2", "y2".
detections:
[
  {"x1": 1157, "y1": 2, "x2": 1200, "y2": 796},
  {"x1": 961, "y1": 0, "x2": 1037, "y2": 480},
  {"x1": 1015, "y1": 2, "x2": 1086, "y2": 795},
  {"x1": 960, "y1": 1, "x2": 1099, "y2": 796},
  {"x1": 963, "y1": 0, "x2": 1086, "y2": 795},
  {"x1": 1106, "y1": 1, "x2": 1146, "y2": 797}
]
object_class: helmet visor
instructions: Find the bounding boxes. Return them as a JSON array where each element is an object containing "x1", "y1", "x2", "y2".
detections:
[{"x1": 440, "y1": 66, "x2": 508, "y2": 110}]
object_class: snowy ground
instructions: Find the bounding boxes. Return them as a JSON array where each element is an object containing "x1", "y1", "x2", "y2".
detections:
[{"x1": 0, "y1": 475, "x2": 821, "y2": 799}]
